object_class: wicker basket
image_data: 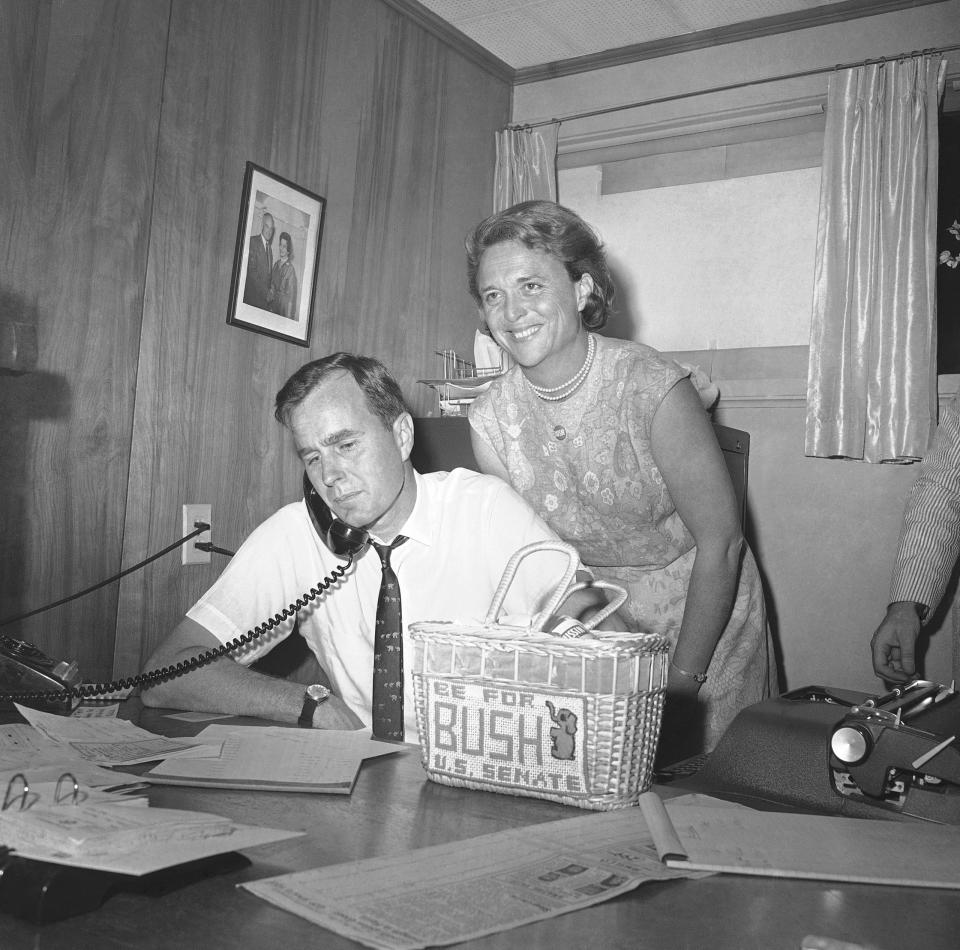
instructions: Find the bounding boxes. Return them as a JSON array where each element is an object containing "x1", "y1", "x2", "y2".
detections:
[{"x1": 410, "y1": 541, "x2": 669, "y2": 810}]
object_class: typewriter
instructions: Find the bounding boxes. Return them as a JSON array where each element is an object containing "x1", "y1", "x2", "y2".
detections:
[{"x1": 690, "y1": 680, "x2": 960, "y2": 823}]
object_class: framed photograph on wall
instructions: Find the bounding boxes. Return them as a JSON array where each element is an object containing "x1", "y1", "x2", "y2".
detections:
[{"x1": 226, "y1": 162, "x2": 326, "y2": 346}]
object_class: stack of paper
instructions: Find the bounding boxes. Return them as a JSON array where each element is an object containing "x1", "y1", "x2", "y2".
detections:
[{"x1": 141, "y1": 724, "x2": 403, "y2": 793}]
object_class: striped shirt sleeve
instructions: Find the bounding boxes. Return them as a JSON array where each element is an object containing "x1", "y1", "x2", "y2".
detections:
[{"x1": 889, "y1": 391, "x2": 960, "y2": 615}]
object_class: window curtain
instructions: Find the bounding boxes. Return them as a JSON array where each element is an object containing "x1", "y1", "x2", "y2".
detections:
[
  {"x1": 805, "y1": 54, "x2": 946, "y2": 462},
  {"x1": 493, "y1": 123, "x2": 559, "y2": 212}
]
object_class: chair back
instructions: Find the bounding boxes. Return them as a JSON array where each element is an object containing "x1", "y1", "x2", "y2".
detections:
[{"x1": 712, "y1": 423, "x2": 749, "y2": 529}]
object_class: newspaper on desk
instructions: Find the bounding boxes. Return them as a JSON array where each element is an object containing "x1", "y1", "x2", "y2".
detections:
[{"x1": 241, "y1": 806, "x2": 696, "y2": 950}]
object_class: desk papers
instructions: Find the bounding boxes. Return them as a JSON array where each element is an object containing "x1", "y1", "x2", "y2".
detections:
[
  {"x1": 640, "y1": 792, "x2": 960, "y2": 889},
  {"x1": 241, "y1": 808, "x2": 692, "y2": 950},
  {"x1": 0, "y1": 801, "x2": 301, "y2": 876},
  {"x1": 1, "y1": 720, "x2": 303, "y2": 876},
  {"x1": 141, "y1": 725, "x2": 406, "y2": 793},
  {"x1": 1, "y1": 722, "x2": 172, "y2": 791},
  {"x1": 1, "y1": 724, "x2": 124, "y2": 786},
  {"x1": 15, "y1": 703, "x2": 201, "y2": 766}
]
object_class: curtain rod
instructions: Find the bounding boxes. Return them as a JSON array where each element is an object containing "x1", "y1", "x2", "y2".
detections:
[{"x1": 512, "y1": 43, "x2": 960, "y2": 130}]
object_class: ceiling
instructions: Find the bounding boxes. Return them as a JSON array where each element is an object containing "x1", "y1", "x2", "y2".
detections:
[{"x1": 408, "y1": 0, "x2": 943, "y2": 79}]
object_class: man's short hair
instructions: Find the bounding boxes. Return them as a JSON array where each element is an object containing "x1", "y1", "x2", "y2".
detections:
[{"x1": 274, "y1": 353, "x2": 409, "y2": 429}]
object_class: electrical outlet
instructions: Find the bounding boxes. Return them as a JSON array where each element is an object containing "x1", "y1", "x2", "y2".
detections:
[{"x1": 182, "y1": 504, "x2": 212, "y2": 565}]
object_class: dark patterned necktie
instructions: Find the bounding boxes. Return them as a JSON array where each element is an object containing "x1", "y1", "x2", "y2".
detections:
[{"x1": 372, "y1": 536, "x2": 407, "y2": 741}]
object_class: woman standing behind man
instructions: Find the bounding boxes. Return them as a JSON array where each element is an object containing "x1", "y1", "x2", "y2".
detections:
[
  {"x1": 269, "y1": 231, "x2": 299, "y2": 320},
  {"x1": 465, "y1": 200, "x2": 777, "y2": 763}
]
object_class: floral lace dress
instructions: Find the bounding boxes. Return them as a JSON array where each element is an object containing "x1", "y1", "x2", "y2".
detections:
[{"x1": 468, "y1": 335, "x2": 776, "y2": 750}]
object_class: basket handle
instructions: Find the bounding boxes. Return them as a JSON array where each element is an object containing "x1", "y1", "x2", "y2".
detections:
[
  {"x1": 542, "y1": 579, "x2": 629, "y2": 635},
  {"x1": 484, "y1": 540, "x2": 581, "y2": 625}
]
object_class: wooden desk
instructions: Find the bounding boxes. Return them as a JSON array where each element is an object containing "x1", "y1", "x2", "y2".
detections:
[{"x1": 2, "y1": 708, "x2": 959, "y2": 950}]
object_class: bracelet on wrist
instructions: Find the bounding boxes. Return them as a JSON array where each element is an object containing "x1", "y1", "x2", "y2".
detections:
[{"x1": 669, "y1": 660, "x2": 708, "y2": 684}]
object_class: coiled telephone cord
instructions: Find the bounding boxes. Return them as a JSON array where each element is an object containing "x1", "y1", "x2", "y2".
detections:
[{"x1": 0, "y1": 558, "x2": 353, "y2": 707}]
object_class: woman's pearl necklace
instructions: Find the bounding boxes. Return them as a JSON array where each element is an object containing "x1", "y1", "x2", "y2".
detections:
[{"x1": 527, "y1": 333, "x2": 596, "y2": 403}]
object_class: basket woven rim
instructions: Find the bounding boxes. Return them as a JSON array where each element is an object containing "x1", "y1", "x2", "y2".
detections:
[{"x1": 409, "y1": 622, "x2": 670, "y2": 656}]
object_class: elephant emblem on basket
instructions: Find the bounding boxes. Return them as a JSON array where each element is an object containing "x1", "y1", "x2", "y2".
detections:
[{"x1": 544, "y1": 700, "x2": 578, "y2": 760}]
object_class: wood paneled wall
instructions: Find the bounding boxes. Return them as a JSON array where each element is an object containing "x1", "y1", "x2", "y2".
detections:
[
  {"x1": 0, "y1": 0, "x2": 510, "y2": 684},
  {"x1": 0, "y1": 0, "x2": 169, "y2": 677}
]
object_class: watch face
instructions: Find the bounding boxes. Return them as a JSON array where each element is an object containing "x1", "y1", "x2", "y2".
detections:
[{"x1": 306, "y1": 684, "x2": 330, "y2": 702}]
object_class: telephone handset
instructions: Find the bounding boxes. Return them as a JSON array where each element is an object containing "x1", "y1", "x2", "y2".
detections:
[
  {"x1": 302, "y1": 472, "x2": 371, "y2": 558},
  {"x1": 0, "y1": 478, "x2": 366, "y2": 710}
]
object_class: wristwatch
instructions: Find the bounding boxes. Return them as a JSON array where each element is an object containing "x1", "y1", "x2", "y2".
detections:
[{"x1": 298, "y1": 683, "x2": 331, "y2": 727}]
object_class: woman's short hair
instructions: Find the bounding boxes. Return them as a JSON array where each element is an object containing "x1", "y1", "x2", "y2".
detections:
[
  {"x1": 279, "y1": 232, "x2": 294, "y2": 259},
  {"x1": 275, "y1": 353, "x2": 409, "y2": 428},
  {"x1": 465, "y1": 200, "x2": 614, "y2": 329}
]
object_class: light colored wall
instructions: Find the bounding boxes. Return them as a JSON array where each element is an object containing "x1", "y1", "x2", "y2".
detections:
[
  {"x1": 731, "y1": 393, "x2": 956, "y2": 695},
  {"x1": 560, "y1": 165, "x2": 820, "y2": 351},
  {"x1": 509, "y1": 2, "x2": 960, "y2": 692},
  {"x1": 666, "y1": 350, "x2": 959, "y2": 694}
]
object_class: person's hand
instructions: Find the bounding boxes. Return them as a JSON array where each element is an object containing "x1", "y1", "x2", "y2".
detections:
[
  {"x1": 870, "y1": 601, "x2": 923, "y2": 683},
  {"x1": 312, "y1": 695, "x2": 366, "y2": 730}
]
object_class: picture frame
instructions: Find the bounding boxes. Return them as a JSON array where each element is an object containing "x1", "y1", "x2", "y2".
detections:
[{"x1": 226, "y1": 162, "x2": 326, "y2": 346}]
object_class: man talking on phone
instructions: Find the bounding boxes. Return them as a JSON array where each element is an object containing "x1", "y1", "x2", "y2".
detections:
[{"x1": 142, "y1": 353, "x2": 622, "y2": 741}]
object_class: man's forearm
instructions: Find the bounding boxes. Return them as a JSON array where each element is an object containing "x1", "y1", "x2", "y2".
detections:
[
  {"x1": 141, "y1": 655, "x2": 306, "y2": 723},
  {"x1": 140, "y1": 617, "x2": 306, "y2": 723}
]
